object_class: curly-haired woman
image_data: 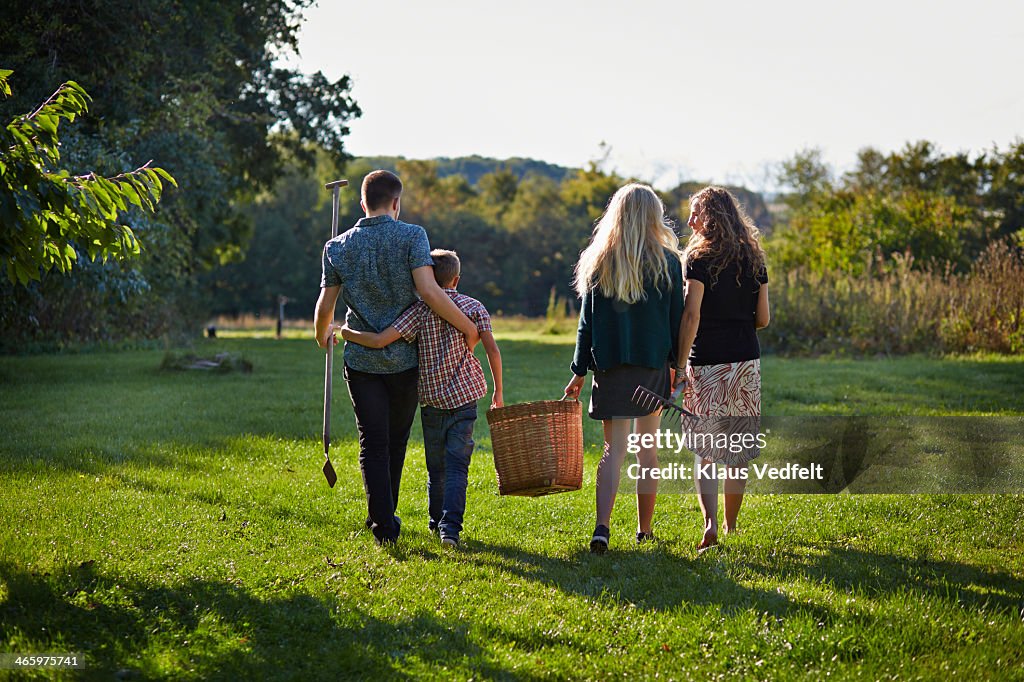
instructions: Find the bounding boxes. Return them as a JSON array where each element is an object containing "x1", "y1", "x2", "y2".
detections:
[{"x1": 674, "y1": 186, "x2": 770, "y2": 552}]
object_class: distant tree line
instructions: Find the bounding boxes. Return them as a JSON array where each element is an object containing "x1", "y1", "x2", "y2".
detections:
[
  {"x1": 771, "y1": 142, "x2": 1024, "y2": 275},
  {"x1": 208, "y1": 141, "x2": 1024, "y2": 355},
  {"x1": 204, "y1": 153, "x2": 773, "y2": 320}
]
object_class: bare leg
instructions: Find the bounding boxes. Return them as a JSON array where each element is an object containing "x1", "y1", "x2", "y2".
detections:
[
  {"x1": 634, "y1": 412, "x2": 661, "y2": 534},
  {"x1": 694, "y1": 454, "x2": 718, "y2": 549},
  {"x1": 596, "y1": 419, "x2": 631, "y2": 528},
  {"x1": 723, "y1": 464, "x2": 746, "y2": 534}
]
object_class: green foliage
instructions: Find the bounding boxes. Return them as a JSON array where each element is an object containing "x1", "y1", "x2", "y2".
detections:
[
  {"x1": 0, "y1": 72, "x2": 174, "y2": 285},
  {"x1": 771, "y1": 188, "x2": 976, "y2": 275},
  {"x1": 763, "y1": 140, "x2": 1024, "y2": 357},
  {"x1": 201, "y1": 142, "x2": 340, "y2": 318},
  {"x1": 771, "y1": 141, "x2": 1019, "y2": 276},
  {"x1": 777, "y1": 147, "x2": 833, "y2": 207},
  {"x1": 0, "y1": 1, "x2": 360, "y2": 347},
  {"x1": 542, "y1": 286, "x2": 575, "y2": 335}
]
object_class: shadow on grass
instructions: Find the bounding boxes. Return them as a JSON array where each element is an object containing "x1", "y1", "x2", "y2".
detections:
[
  {"x1": 734, "y1": 545, "x2": 1024, "y2": 617},
  {"x1": 461, "y1": 536, "x2": 1024, "y2": 623},
  {"x1": 462, "y1": 539, "x2": 834, "y2": 622},
  {"x1": 0, "y1": 561, "x2": 515, "y2": 680}
]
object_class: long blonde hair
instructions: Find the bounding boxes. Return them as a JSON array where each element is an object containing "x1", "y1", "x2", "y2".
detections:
[
  {"x1": 683, "y1": 186, "x2": 765, "y2": 287},
  {"x1": 573, "y1": 183, "x2": 680, "y2": 303}
]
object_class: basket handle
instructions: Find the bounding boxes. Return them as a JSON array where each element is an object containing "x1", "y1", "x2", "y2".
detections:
[{"x1": 560, "y1": 394, "x2": 579, "y2": 402}]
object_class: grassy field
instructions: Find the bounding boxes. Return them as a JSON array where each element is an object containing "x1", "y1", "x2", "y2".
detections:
[{"x1": 1, "y1": 327, "x2": 1022, "y2": 680}]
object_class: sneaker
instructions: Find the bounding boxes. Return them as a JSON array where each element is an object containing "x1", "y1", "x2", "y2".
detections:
[
  {"x1": 590, "y1": 525, "x2": 610, "y2": 554},
  {"x1": 636, "y1": 530, "x2": 655, "y2": 544},
  {"x1": 441, "y1": 536, "x2": 460, "y2": 548}
]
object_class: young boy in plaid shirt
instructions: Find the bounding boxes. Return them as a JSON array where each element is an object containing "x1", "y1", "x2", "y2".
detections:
[{"x1": 342, "y1": 249, "x2": 503, "y2": 547}]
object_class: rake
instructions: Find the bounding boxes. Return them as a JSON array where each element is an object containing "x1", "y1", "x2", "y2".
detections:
[{"x1": 631, "y1": 384, "x2": 696, "y2": 426}]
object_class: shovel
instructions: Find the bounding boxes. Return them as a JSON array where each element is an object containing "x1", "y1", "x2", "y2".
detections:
[{"x1": 322, "y1": 178, "x2": 348, "y2": 487}]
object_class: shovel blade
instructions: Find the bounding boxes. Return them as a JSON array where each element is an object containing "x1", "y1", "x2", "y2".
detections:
[{"x1": 323, "y1": 456, "x2": 337, "y2": 488}]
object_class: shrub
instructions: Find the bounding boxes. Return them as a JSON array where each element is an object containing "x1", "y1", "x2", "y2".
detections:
[{"x1": 763, "y1": 241, "x2": 1024, "y2": 355}]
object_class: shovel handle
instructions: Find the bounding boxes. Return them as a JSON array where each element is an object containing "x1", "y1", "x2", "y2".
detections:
[
  {"x1": 324, "y1": 340, "x2": 333, "y2": 453},
  {"x1": 323, "y1": 179, "x2": 345, "y2": 459}
]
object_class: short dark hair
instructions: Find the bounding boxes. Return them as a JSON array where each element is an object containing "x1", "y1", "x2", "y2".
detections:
[
  {"x1": 361, "y1": 170, "x2": 403, "y2": 211},
  {"x1": 431, "y1": 249, "x2": 460, "y2": 287}
]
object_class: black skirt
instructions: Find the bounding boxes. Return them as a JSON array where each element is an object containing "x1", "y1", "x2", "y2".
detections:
[{"x1": 589, "y1": 364, "x2": 671, "y2": 420}]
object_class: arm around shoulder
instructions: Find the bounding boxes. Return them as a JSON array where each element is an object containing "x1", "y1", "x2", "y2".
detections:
[
  {"x1": 412, "y1": 266, "x2": 480, "y2": 349},
  {"x1": 341, "y1": 325, "x2": 402, "y2": 349}
]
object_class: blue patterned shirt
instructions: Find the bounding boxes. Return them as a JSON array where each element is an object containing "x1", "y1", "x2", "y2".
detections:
[{"x1": 320, "y1": 214, "x2": 434, "y2": 373}]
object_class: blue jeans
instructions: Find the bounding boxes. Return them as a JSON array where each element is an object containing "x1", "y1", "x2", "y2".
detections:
[{"x1": 421, "y1": 402, "x2": 477, "y2": 540}]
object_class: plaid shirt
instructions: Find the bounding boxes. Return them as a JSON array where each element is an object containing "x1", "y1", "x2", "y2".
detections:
[{"x1": 391, "y1": 289, "x2": 491, "y2": 409}]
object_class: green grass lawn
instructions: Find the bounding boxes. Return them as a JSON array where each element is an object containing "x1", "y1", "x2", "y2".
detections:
[{"x1": 1, "y1": 329, "x2": 1022, "y2": 680}]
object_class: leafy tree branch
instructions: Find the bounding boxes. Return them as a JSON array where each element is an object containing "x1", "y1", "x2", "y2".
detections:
[{"x1": 1, "y1": 70, "x2": 176, "y2": 285}]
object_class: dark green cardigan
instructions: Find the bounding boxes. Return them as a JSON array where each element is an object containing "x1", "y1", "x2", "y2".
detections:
[{"x1": 570, "y1": 254, "x2": 684, "y2": 376}]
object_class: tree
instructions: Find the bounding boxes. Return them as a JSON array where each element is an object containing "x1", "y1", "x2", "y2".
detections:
[
  {"x1": 777, "y1": 148, "x2": 833, "y2": 210},
  {"x1": 987, "y1": 139, "x2": 1024, "y2": 243},
  {"x1": 771, "y1": 144, "x2": 997, "y2": 275},
  {"x1": 0, "y1": 1, "x2": 360, "y2": 345},
  {"x1": 0, "y1": 70, "x2": 174, "y2": 285}
]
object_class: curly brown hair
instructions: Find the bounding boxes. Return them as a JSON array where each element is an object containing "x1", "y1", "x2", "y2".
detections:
[{"x1": 683, "y1": 186, "x2": 765, "y2": 287}]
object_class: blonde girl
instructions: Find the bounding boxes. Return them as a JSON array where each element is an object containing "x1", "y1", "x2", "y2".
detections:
[{"x1": 564, "y1": 183, "x2": 683, "y2": 553}]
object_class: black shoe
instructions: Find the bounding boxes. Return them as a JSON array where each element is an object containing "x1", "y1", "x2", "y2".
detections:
[
  {"x1": 374, "y1": 515, "x2": 402, "y2": 546},
  {"x1": 590, "y1": 525, "x2": 610, "y2": 554},
  {"x1": 365, "y1": 516, "x2": 373, "y2": 529},
  {"x1": 636, "y1": 530, "x2": 655, "y2": 544},
  {"x1": 440, "y1": 535, "x2": 460, "y2": 548}
]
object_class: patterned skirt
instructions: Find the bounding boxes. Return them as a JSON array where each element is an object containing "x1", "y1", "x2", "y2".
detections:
[{"x1": 682, "y1": 359, "x2": 762, "y2": 465}]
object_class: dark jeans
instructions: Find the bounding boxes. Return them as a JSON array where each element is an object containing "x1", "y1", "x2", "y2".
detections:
[
  {"x1": 421, "y1": 402, "x2": 477, "y2": 540},
  {"x1": 344, "y1": 365, "x2": 419, "y2": 543}
]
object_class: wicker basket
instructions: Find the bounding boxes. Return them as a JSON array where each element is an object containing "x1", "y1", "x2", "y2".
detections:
[{"x1": 486, "y1": 398, "x2": 584, "y2": 496}]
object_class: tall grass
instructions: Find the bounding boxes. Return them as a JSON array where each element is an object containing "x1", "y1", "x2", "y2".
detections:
[{"x1": 765, "y1": 241, "x2": 1024, "y2": 355}]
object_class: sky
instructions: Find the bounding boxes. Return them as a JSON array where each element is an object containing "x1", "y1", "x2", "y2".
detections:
[{"x1": 284, "y1": 0, "x2": 1024, "y2": 192}]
